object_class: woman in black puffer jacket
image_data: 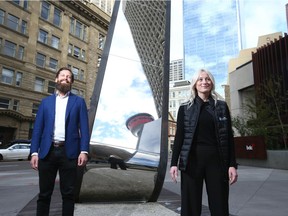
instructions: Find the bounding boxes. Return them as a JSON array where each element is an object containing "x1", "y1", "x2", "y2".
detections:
[{"x1": 170, "y1": 69, "x2": 238, "y2": 216}]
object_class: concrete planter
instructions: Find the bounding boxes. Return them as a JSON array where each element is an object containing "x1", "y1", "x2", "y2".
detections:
[{"x1": 237, "y1": 150, "x2": 288, "y2": 170}]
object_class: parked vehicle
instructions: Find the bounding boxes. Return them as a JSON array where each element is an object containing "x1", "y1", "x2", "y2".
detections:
[
  {"x1": 0, "y1": 139, "x2": 31, "y2": 149},
  {"x1": 0, "y1": 143, "x2": 31, "y2": 161}
]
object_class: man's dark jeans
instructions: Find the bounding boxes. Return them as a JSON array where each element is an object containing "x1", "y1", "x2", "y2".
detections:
[{"x1": 37, "y1": 146, "x2": 77, "y2": 216}]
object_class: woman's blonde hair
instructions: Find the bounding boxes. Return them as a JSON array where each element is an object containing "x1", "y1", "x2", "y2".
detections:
[{"x1": 187, "y1": 69, "x2": 219, "y2": 107}]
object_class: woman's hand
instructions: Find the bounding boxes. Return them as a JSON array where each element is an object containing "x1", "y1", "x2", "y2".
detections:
[
  {"x1": 170, "y1": 166, "x2": 178, "y2": 183},
  {"x1": 228, "y1": 167, "x2": 238, "y2": 185}
]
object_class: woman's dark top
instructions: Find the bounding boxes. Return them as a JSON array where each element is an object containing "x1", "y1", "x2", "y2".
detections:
[
  {"x1": 194, "y1": 102, "x2": 218, "y2": 146},
  {"x1": 170, "y1": 96, "x2": 238, "y2": 171}
]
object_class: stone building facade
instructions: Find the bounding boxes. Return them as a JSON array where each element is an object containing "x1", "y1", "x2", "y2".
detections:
[{"x1": 0, "y1": 0, "x2": 110, "y2": 146}]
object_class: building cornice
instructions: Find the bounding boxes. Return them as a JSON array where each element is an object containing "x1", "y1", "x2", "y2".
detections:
[
  {"x1": 61, "y1": 0, "x2": 110, "y2": 30},
  {"x1": 0, "y1": 109, "x2": 35, "y2": 122}
]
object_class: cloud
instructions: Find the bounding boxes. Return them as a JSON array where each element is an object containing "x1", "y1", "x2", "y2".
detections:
[
  {"x1": 91, "y1": 3, "x2": 158, "y2": 149},
  {"x1": 242, "y1": 0, "x2": 287, "y2": 48},
  {"x1": 170, "y1": 0, "x2": 287, "y2": 97},
  {"x1": 170, "y1": 0, "x2": 183, "y2": 61}
]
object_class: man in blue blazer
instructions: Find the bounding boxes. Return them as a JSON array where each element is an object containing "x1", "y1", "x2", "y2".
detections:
[{"x1": 30, "y1": 67, "x2": 90, "y2": 216}]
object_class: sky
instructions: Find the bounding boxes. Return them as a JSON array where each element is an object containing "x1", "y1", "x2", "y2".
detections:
[
  {"x1": 170, "y1": 0, "x2": 288, "y2": 63},
  {"x1": 90, "y1": 0, "x2": 288, "y2": 150},
  {"x1": 90, "y1": 1, "x2": 158, "y2": 151}
]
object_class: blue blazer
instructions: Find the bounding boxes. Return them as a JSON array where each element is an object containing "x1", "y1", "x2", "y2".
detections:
[{"x1": 30, "y1": 93, "x2": 90, "y2": 159}]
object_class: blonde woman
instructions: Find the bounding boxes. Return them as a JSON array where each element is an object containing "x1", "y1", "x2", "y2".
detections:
[{"x1": 170, "y1": 69, "x2": 238, "y2": 216}]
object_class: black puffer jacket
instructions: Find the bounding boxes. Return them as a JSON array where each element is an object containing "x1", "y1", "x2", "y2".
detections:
[{"x1": 170, "y1": 96, "x2": 237, "y2": 172}]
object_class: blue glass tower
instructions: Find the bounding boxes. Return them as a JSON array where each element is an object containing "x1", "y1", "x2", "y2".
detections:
[{"x1": 183, "y1": 0, "x2": 240, "y2": 95}]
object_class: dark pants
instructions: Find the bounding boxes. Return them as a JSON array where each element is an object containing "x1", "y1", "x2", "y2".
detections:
[
  {"x1": 37, "y1": 146, "x2": 77, "y2": 216},
  {"x1": 181, "y1": 145, "x2": 229, "y2": 216}
]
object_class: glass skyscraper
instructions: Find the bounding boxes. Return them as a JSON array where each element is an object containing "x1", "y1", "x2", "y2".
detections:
[{"x1": 183, "y1": 0, "x2": 241, "y2": 96}]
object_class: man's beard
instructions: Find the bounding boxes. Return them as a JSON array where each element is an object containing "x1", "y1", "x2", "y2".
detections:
[{"x1": 55, "y1": 81, "x2": 71, "y2": 94}]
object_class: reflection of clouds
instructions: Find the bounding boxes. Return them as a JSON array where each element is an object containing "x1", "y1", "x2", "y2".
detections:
[
  {"x1": 126, "y1": 152, "x2": 160, "y2": 168},
  {"x1": 96, "y1": 55, "x2": 157, "y2": 123},
  {"x1": 91, "y1": 117, "x2": 138, "y2": 149},
  {"x1": 110, "y1": 2, "x2": 140, "y2": 62},
  {"x1": 91, "y1": 1, "x2": 158, "y2": 149}
]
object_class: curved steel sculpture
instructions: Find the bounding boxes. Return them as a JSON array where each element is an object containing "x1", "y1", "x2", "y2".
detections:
[{"x1": 77, "y1": 0, "x2": 171, "y2": 202}]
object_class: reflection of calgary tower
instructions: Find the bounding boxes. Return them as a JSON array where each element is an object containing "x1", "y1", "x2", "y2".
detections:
[
  {"x1": 126, "y1": 113, "x2": 154, "y2": 137},
  {"x1": 122, "y1": 1, "x2": 166, "y2": 117}
]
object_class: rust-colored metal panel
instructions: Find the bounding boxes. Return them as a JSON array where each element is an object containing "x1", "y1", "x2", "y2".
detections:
[{"x1": 234, "y1": 136, "x2": 267, "y2": 160}]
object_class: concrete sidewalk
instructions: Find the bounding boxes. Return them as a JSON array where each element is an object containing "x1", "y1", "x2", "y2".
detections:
[
  {"x1": 73, "y1": 166, "x2": 288, "y2": 216},
  {"x1": 18, "y1": 165, "x2": 288, "y2": 216},
  {"x1": 227, "y1": 166, "x2": 288, "y2": 216}
]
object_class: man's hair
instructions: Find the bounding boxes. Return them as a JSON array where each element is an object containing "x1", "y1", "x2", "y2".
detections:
[{"x1": 55, "y1": 67, "x2": 74, "y2": 83}]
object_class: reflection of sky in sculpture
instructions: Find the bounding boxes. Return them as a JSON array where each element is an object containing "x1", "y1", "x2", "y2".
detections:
[
  {"x1": 90, "y1": 1, "x2": 158, "y2": 150},
  {"x1": 127, "y1": 152, "x2": 160, "y2": 167}
]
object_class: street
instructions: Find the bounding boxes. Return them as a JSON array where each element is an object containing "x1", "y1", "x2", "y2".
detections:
[
  {"x1": 0, "y1": 160, "x2": 181, "y2": 216},
  {"x1": 3, "y1": 159, "x2": 288, "y2": 216},
  {"x1": 0, "y1": 161, "x2": 38, "y2": 216}
]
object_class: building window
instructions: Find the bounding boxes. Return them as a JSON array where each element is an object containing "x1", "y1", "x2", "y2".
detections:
[
  {"x1": 0, "y1": 98, "x2": 10, "y2": 109},
  {"x1": 34, "y1": 77, "x2": 45, "y2": 92},
  {"x1": 97, "y1": 56, "x2": 101, "y2": 67},
  {"x1": 12, "y1": 0, "x2": 27, "y2": 8},
  {"x1": 68, "y1": 65, "x2": 84, "y2": 81},
  {"x1": 16, "y1": 72, "x2": 23, "y2": 86},
  {"x1": 18, "y1": 45, "x2": 24, "y2": 60},
  {"x1": 71, "y1": 88, "x2": 79, "y2": 95},
  {"x1": 73, "y1": 46, "x2": 80, "y2": 58},
  {"x1": 3, "y1": 40, "x2": 16, "y2": 57},
  {"x1": 12, "y1": 0, "x2": 20, "y2": 5},
  {"x1": 70, "y1": 17, "x2": 87, "y2": 41},
  {"x1": 38, "y1": 29, "x2": 48, "y2": 44},
  {"x1": 75, "y1": 21, "x2": 82, "y2": 38},
  {"x1": 68, "y1": 44, "x2": 73, "y2": 54},
  {"x1": 21, "y1": 20, "x2": 27, "y2": 34},
  {"x1": 12, "y1": 99, "x2": 19, "y2": 111},
  {"x1": 71, "y1": 88, "x2": 84, "y2": 97},
  {"x1": 81, "y1": 50, "x2": 86, "y2": 61},
  {"x1": 80, "y1": 69, "x2": 84, "y2": 81},
  {"x1": 98, "y1": 33, "x2": 105, "y2": 49},
  {"x1": 1, "y1": 68, "x2": 14, "y2": 84},
  {"x1": 13, "y1": 0, "x2": 28, "y2": 9},
  {"x1": 53, "y1": 7, "x2": 61, "y2": 27},
  {"x1": 36, "y1": 53, "x2": 46, "y2": 67},
  {"x1": 71, "y1": 67, "x2": 79, "y2": 80},
  {"x1": 1, "y1": 40, "x2": 24, "y2": 59},
  {"x1": 83, "y1": 26, "x2": 87, "y2": 41},
  {"x1": 0, "y1": 9, "x2": 4, "y2": 25},
  {"x1": 49, "y1": 58, "x2": 58, "y2": 71},
  {"x1": 48, "y1": 80, "x2": 55, "y2": 94},
  {"x1": 32, "y1": 103, "x2": 39, "y2": 116},
  {"x1": 51, "y1": 35, "x2": 59, "y2": 49},
  {"x1": 68, "y1": 44, "x2": 86, "y2": 61},
  {"x1": 69, "y1": 17, "x2": 75, "y2": 34},
  {"x1": 41, "y1": 1, "x2": 50, "y2": 20},
  {"x1": 23, "y1": 0, "x2": 28, "y2": 9},
  {"x1": 7, "y1": 14, "x2": 19, "y2": 31}
]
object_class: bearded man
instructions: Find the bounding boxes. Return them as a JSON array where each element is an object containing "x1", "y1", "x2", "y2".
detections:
[{"x1": 30, "y1": 67, "x2": 90, "y2": 216}]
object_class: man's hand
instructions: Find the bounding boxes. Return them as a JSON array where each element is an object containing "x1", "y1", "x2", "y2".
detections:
[
  {"x1": 78, "y1": 153, "x2": 88, "y2": 167},
  {"x1": 30, "y1": 155, "x2": 39, "y2": 171}
]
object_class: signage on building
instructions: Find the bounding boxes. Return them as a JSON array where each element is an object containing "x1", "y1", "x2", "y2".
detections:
[{"x1": 234, "y1": 136, "x2": 267, "y2": 160}]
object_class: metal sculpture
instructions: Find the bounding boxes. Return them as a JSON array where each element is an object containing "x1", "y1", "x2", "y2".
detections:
[{"x1": 77, "y1": 0, "x2": 171, "y2": 202}]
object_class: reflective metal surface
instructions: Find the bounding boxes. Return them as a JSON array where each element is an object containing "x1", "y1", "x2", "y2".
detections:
[{"x1": 78, "y1": 0, "x2": 170, "y2": 202}]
